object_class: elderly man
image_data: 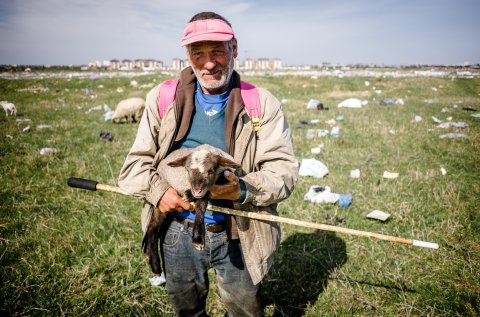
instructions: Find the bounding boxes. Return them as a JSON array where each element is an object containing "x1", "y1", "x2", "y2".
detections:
[{"x1": 118, "y1": 11, "x2": 298, "y2": 316}]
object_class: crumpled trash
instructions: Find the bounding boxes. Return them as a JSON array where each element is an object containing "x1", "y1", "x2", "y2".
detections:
[
  {"x1": 36, "y1": 124, "x2": 51, "y2": 130},
  {"x1": 103, "y1": 110, "x2": 115, "y2": 122},
  {"x1": 336, "y1": 115, "x2": 344, "y2": 121},
  {"x1": 439, "y1": 133, "x2": 469, "y2": 139},
  {"x1": 304, "y1": 186, "x2": 352, "y2": 207},
  {"x1": 306, "y1": 99, "x2": 328, "y2": 110},
  {"x1": 149, "y1": 272, "x2": 166, "y2": 286},
  {"x1": 471, "y1": 113, "x2": 480, "y2": 118},
  {"x1": 22, "y1": 125, "x2": 31, "y2": 133},
  {"x1": 437, "y1": 122, "x2": 468, "y2": 129},
  {"x1": 366, "y1": 210, "x2": 390, "y2": 221},
  {"x1": 40, "y1": 147, "x2": 58, "y2": 155},
  {"x1": 414, "y1": 115, "x2": 422, "y2": 122},
  {"x1": 338, "y1": 98, "x2": 368, "y2": 108},
  {"x1": 431, "y1": 116, "x2": 443, "y2": 123},
  {"x1": 299, "y1": 158, "x2": 329, "y2": 178},
  {"x1": 99, "y1": 130, "x2": 113, "y2": 141},
  {"x1": 350, "y1": 169, "x2": 360, "y2": 178},
  {"x1": 331, "y1": 126, "x2": 341, "y2": 138},
  {"x1": 383, "y1": 171, "x2": 399, "y2": 179},
  {"x1": 86, "y1": 104, "x2": 112, "y2": 114}
]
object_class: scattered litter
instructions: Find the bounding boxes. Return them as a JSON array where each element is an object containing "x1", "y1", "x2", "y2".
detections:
[
  {"x1": 296, "y1": 123, "x2": 306, "y2": 129},
  {"x1": 311, "y1": 147, "x2": 321, "y2": 155},
  {"x1": 431, "y1": 116, "x2": 443, "y2": 123},
  {"x1": 16, "y1": 118, "x2": 31, "y2": 122},
  {"x1": 374, "y1": 90, "x2": 382, "y2": 94},
  {"x1": 439, "y1": 133, "x2": 469, "y2": 139},
  {"x1": 306, "y1": 99, "x2": 328, "y2": 110},
  {"x1": 149, "y1": 273, "x2": 166, "y2": 286},
  {"x1": 86, "y1": 104, "x2": 112, "y2": 114},
  {"x1": 304, "y1": 186, "x2": 352, "y2": 207},
  {"x1": 395, "y1": 98, "x2": 405, "y2": 105},
  {"x1": 6, "y1": 135, "x2": 13, "y2": 139},
  {"x1": 40, "y1": 147, "x2": 58, "y2": 155},
  {"x1": 389, "y1": 129, "x2": 396, "y2": 135},
  {"x1": 364, "y1": 80, "x2": 370, "y2": 87},
  {"x1": 22, "y1": 125, "x2": 31, "y2": 133},
  {"x1": 366, "y1": 210, "x2": 390, "y2": 222},
  {"x1": 350, "y1": 169, "x2": 360, "y2": 178},
  {"x1": 440, "y1": 167, "x2": 447, "y2": 176},
  {"x1": 331, "y1": 126, "x2": 341, "y2": 138},
  {"x1": 299, "y1": 158, "x2": 329, "y2": 178},
  {"x1": 414, "y1": 115, "x2": 422, "y2": 122},
  {"x1": 441, "y1": 107, "x2": 450, "y2": 112},
  {"x1": 446, "y1": 116, "x2": 452, "y2": 121},
  {"x1": 99, "y1": 131, "x2": 113, "y2": 141},
  {"x1": 306, "y1": 130, "x2": 315, "y2": 139},
  {"x1": 452, "y1": 104, "x2": 459, "y2": 109},
  {"x1": 103, "y1": 110, "x2": 115, "y2": 122},
  {"x1": 338, "y1": 98, "x2": 367, "y2": 108},
  {"x1": 309, "y1": 119, "x2": 320, "y2": 125},
  {"x1": 90, "y1": 74, "x2": 100, "y2": 80},
  {"x1": 383, "y1": 171, "x2": 399, "y2": 179},
  {"x1": 382, "y1": 98, "x2": 394, "y2": 105},
  {"x1": 437, "y1": 122, "x2": 468, "y2": 129},
  {"x1": 336, "y1": 115, "x2": 344, "y2": 121},
  {"x1": 281, "y1": 99, "x2": 289, "y2": 104},
  {"x1": 36, "y1": 124, "x2": 52, "y2": 130},
  {"x1": 471, "y1": 113, "x2": 480, "y2": 118},
  {"x1": 116, "y1": 87, "x2": 124, "y2": 93},
  {"x1": 431, "y1": 87, "x2": 438, "y2": 92},
  {"x1": 325, "y1": 118, "x2": 336, "y2": 126},
  {"x1": 130, "y1": 80, "x2": 138, "y2": 88}
]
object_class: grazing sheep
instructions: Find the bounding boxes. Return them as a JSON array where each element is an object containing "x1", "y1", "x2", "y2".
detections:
[
  {"x1": 111, "y1": 97, "x2": 145, "y2": 123},
  {"x1": 1, "y1": 101, "x2": 17, "y2": 116},
  {"x1": 143, "y1": 144, "x2": 242, "y2": 275}
]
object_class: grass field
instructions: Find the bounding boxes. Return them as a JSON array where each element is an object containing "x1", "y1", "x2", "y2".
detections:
[{"x1": 1, "y1": 69, "x2": 479, "y2": 316}]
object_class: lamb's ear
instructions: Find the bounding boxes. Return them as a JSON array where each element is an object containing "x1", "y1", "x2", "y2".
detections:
[
  {"x1": 217, "y1": 156, "x2": 241, "y2": 169},
  {"x1": 167, "y1": 155, "x2": 189, "y2": 167}
]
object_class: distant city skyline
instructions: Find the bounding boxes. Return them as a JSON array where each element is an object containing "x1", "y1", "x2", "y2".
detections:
[{"x1": 1, "y1": 0, "x2": 479, "y2": 66}]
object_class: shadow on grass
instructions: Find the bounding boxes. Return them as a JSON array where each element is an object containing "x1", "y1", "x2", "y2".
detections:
[{"x1": 262, "y1": 231, "x2": 347, "y2": 316}]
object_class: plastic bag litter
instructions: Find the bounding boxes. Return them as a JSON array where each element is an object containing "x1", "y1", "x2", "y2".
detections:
[
  {"x1": 471, "y1": 113, "x2": 480, "y2": 118},
  {"x1": 337, "y1": 98, "x2": 367, "y2": 108},
  {"x1": 99, "y1": 130, "x2": 113, "y2": 141},
  {"x1": 149, "y1": 272, "x2": 166, "y2": 286},
  {"x1": 437, "y1": 122, "x2": 468, "y2": 129},
  {"x1": 103, "y1": 110, "x2": 115, "y2": 122},
  {"x1": 86, "y1": 104, "x2": 111, "y2": 114},
  {"x1": 40, "y1": 147, "x2": 58, "y2": 155},
  {"x1": 366, "y1": 210, "x2": 390, "y2": 221},
  {"x1": 439, "y1": 133, "x2": 469, "y2": 139},
  {"x1": 350, "y1": 169, "x2": 360, "y2": 178},
  {"x1": 383, "y1": 171, "x2": 399, "y2": 179},
  {"x1": 36, "y1": 124, "x2": 51, "y2": 130},
  {"x1": 414, "y1": 115, "x2": 422, "y2": 122},
  {"x1": 304, "y1": 186, "x2": 352, "y2": 207},
  {"x1": 431, "y1": 116, "x2": 443, "y2": 123},
  {"x1": 331, "y1": 126, "x2": 341, "y2": 138},
  {"x1": 299, "y1": 158, "x2": 329, "y2": 178},
  {"x1": 306, "y1": 99, "x2": 321, "y2": 109}
]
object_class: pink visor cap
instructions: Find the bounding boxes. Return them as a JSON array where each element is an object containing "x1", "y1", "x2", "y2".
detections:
[{"x1": 181, "y1": 19, "x2": 234, "y2": 46}]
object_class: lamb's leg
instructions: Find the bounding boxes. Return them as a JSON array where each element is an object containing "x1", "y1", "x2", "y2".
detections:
[
  {"x1": 142, "y1": 206, "x2": 166, "y2": 275},
  {"x1": 191, "y1": 196, "x2": 208, "y2": 251}
]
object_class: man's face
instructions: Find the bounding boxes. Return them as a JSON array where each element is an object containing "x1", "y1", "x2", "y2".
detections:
[{"x1": 188, "y1": 40, "x2": 238, "y2": 94}]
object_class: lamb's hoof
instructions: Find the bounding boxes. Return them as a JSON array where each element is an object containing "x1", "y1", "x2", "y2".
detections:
[{"x1": 192, "y1": 241, "x2": 204, "y2": 251}]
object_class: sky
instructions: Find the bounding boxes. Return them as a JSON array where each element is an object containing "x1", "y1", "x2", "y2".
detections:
[{"x1": 0, "y1": 0, "x2": 479, "y2": 66}]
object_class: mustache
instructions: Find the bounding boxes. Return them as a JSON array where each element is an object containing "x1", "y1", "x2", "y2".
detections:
[{"x1": 198, "y1": 66, "x2": 223, "y2": 75}]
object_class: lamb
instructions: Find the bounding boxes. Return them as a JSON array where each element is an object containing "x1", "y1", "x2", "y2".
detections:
[
  {"x1": 1, "y1": 101, "x2": 17, "y2": 116},
  {"x1": 143, "y1": 144, "x2": 242, "y2": 275},
  {"x1": 111, "y1": 97, "x2": 145, "y2": 123}
]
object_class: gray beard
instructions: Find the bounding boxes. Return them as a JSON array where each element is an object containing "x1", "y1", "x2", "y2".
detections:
[{"x1": 192, "y1": 57, "x2": 235, "y2": 91}]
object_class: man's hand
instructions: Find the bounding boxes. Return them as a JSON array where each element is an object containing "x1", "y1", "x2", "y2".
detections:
[
  {"x1": 158, "y1": 187, "x2": 193, "y2": 213},
  {"x1": 208, "y1": 170, "x2": 242, "y2": 201}
]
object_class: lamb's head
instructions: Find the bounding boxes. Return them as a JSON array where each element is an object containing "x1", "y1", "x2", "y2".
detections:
[{"x1": 167, "y1": 149, "x2": 240, "y2": 199}]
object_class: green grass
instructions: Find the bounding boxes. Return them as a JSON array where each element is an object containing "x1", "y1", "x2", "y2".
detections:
[{"x1": 1, "y1": 71, "x2": 479, "y2": 316}]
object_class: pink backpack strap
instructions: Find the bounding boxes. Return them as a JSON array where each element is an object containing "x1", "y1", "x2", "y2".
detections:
[
  {"x1": 158, "y1": 79, "x2": 180, "y2": 118},
  {"x1": 240, "y1": 81, "x2": 262, "y2": 131}
]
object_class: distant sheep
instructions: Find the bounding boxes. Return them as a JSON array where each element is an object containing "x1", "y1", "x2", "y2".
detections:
[
  {"x1": 143, "y1": 144, "x2": 242, "y2": 275},
  {"x1": 1, "y1": 101, "x2": 17, "y2": 116},
  {"x1": 111, "y1": 97, "x2": 145, "y2": 123}
]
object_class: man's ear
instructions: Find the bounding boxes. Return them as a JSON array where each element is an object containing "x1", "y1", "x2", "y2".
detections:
[{"x1": 231, "y1": 38, "x2": 238, "y2": 59}]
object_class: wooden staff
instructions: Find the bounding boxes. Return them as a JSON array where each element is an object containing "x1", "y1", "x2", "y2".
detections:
[{"x1": 67, "y1": 177, "x2": 439, "y2": 249}]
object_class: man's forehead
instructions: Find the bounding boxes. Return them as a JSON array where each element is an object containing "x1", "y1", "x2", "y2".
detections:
[{"x1": 189, "y1": 41, "x2": 228, "y2": 50}]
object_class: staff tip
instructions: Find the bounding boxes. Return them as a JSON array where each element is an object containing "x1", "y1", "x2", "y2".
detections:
[{"x1": 412, "y1": 240, "x2": 439, "y2": 249}]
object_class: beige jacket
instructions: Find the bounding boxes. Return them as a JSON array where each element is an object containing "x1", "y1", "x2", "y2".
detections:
[{"x1": 118, "y1": 67, "x2": 299, "y2": 284}]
